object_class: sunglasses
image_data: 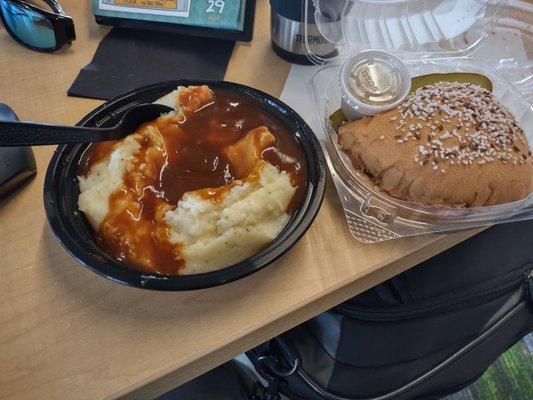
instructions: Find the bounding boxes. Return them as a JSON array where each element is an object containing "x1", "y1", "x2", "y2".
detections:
[{"x1": 0, "y1": 0, "x2": 75, "y2": 52}]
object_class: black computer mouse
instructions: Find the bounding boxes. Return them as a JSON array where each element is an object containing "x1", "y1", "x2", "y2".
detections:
[{"x1": 0, "y1": 104, "x2": 37, "y2": 199}]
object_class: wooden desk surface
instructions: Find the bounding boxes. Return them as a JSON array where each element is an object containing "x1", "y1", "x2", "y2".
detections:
[{"x1": 0, "y1": 1, "x2": 480, "y2": 399}]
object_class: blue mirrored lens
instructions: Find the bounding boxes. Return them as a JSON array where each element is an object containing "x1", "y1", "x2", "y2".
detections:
[{"x1": 0, "y1": 0, "x2": 56, "y2": 50}]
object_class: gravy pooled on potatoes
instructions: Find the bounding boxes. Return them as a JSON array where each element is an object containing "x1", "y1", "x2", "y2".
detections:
[{"x1": 78, "y1": 86, "x2": 307, "y2": 275}]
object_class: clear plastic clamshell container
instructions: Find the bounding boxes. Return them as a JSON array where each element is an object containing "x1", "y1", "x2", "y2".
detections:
[{"x1": 304, "y1": 0, "x2": 533, "y2": 242}]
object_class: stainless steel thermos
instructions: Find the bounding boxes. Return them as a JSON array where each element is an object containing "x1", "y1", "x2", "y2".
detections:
[{"x1": 270, "y1": 0, "x2": 341, "y2": 64}]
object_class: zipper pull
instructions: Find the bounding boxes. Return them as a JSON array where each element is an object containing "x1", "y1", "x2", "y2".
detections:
[{"x1": 255, "y1": 352, "x2": 299, "y2": 399}]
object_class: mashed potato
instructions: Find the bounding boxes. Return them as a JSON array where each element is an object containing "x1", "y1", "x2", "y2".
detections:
[
  {"x1": 77, "y1": 85, "x2": 302, "y2": 275},
  {"x1": 79, "y1": 148, "x2": 295, "y2": 274},
  {"x1": 165, "y1": 162, "x2": 295, "y2": 274},
  {"x1": 78, "y1": 134, "x2": 141, "y2": 228}
]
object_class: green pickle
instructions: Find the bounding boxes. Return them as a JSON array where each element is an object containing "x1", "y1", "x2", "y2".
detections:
[
  {"x1": 329, "y1": 109, "x2": 347, "y2": 131},
  {"x1": 410, "y1": 72, "x2": 492, "y2": 93},
  {"x1": 329, "y1": 72, "x2": 493, "y2": 129}
]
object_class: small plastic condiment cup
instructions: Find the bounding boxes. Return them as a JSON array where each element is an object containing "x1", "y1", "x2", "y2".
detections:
[{"x1": 340, "y1": 50, "x2": 411, "y2": 120}]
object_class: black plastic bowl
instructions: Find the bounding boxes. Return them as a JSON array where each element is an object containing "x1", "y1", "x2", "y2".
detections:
[{"x1": 44, "y1": 80, "x2": 326, "y2": 290}]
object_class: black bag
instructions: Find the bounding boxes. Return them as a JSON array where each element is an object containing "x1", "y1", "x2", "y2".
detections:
[
  {"x1": 248, "y1": 220, "x2": 533, "y2": 400},
  {"x1": 156, "y1": 360, "x2": 261, "y2": 400}
]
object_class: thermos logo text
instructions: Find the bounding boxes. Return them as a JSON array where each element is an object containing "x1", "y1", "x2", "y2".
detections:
[{"x1": 295, "y1": 34, "x2": 327, "y2": 45}]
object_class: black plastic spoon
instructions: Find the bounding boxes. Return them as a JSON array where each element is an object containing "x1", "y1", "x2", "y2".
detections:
[{"x1": 0, "y1": 103, "x2": 174, "y2": 147}]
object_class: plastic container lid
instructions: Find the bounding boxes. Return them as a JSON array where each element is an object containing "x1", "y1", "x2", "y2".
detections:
[
  {"x1": 302, "y1": 0, "x2": 533, "y2": 243},
  {"x1": 303, "y1": 0, "x2": 508, "y2": 64}
]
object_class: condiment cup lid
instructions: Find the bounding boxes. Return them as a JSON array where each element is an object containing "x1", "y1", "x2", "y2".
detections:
[{"x1": 340, "y1": 50, "x2": 411, "y2": 115}]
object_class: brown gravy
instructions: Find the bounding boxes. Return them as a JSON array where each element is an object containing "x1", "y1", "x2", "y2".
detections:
[{"x1": 81, "y1": 89, "x2": 308, "y2": 275}]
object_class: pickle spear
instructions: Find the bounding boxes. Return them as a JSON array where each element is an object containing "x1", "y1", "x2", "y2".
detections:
[
  {"x1": 410, "y1": 72, "x2": 492, "y2": 92},
  {"x1": 329, "y1": 109, "x2": 346, "y2": 131}
]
